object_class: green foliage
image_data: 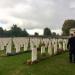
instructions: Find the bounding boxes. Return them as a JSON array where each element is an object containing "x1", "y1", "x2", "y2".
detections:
[
  {"x1": 0, "y1": 24, "x2": 29, "y2": 37},
  {"x1": 43, "y1": 27, "x2": 52, "y2": 36},
  {"x1": 52, "y1": 32, "x2": 56, "y2": 37},
  {"x1": 62, "y1": 19, "x2": 75, "y2": 36},
  {"x1": 34, "y1": 32, "x2": 39, "y2": 36},
  {"x1": 0, "y1": 27, "x2": 4, "y2": 37}
]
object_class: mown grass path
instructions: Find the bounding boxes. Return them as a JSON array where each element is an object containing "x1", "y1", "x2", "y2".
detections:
[{"x1": 0, "y1": 52, "x2": 75, "y2": 75}]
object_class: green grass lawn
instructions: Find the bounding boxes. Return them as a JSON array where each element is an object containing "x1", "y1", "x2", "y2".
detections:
[{"x1": 0, "y1": 52, "x2": 75, "y2": 75}]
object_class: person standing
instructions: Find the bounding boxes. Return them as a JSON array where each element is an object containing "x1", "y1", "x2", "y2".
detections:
[{"x1": 67, "y1": 33, "x2": 75, "y2": 63}]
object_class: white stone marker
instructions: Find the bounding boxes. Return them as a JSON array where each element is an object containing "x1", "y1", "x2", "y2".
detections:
[
  {"x1": 64, "y1": 39, "x2": 68, "y2": 51},
  {"x1": 41, "y1": 44, "x2": 45, "y2": 54},
  {"x1": 13, "y1": 38, "x2": 20, "y2": 53},
  {"x1": 15, "y1": 44, "x2": 20, "y2": 53},
  {"x1": 48, "y1": 41, "x2": 52, "y2": 56},
  {"x1": 58, "y1": 40, "x2": 62, "y2": 50},
  {"x1": 24, "y1": 42, "x2": 28, "y2": 51},
  {"x1": 53, "y1": 39, "x2": 58, "y2": 55},
  {"x1": 31, "y1": 46, "x2": 37, "y2": 62},
  {"x1": 63, "y1": 39, "x2": 66, "y2": 51},
  {"x1": 6, "y1": 41, "x2": 11, "y2": 54},
  {"x1": 1, "y1": 44, "x2": 4, "y2": 50},
  {"x1": 30, "y1": 41, "x2": 34, "y2": 50}
]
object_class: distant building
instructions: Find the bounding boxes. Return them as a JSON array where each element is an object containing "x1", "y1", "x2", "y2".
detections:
[{"x1": 70, "y1": 28, "x2": 75, "y2": 35}]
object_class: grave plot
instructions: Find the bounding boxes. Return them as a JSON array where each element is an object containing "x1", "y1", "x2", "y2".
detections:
[
  {"x1": 48, "y1": 40, "x2": 53, "y2": 56},
  {"x1": 27, "y1": 37, "x2": 68, "y2": 64},
  {"x1": 28, "y1": 37, "x2": 49, "y2": 64},
  {"x1": 51, "y1": 38, "x2": 58, "y2": 55},
  {"x1": 23, "y1": 38, "x2": 29, "y2": 51},
  {"x1": 0, "y1": 40, "x2": 5, "y2": 56},
  {"x1": 63, "y1": 39, "x2": 68, "y2": 51},
  {"x1": 0, "y1": 38, "x2": 11, "y2": 56},
  {"x1": 6, "y1": 39, "x2": 12, "y2": 55},
  {"x1": 57, "y1": 39, "x2": 63, "y2": 53},
  {"x1": 27, "y1": 38, "x2": 39, "y2": 64},
  {"x1": 7, "y1": 37, "x2": 30, "y2": 55},
  {"x1": 13, "y1": 37, "x2": 23, "y2": 54}
]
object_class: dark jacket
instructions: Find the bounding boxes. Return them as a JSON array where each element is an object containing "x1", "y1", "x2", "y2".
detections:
[{"x1": 67, "y1": 37, "x2": 75, "y2": 53}]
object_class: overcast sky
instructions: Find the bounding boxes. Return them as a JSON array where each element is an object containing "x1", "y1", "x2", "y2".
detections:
[{"x1": 0, "y1": 0, "x2": 75, "y2": 35}]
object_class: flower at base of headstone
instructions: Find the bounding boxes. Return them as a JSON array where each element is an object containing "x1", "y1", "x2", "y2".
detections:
[
  {"x1": 27, "y1": 59, "x2": 32, "y2": 64},
  {"x1": 27, "y1": 59, "x2": 38, "y2": 65}
]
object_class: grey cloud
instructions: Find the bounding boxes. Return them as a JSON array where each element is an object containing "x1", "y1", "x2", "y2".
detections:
[
  {"x1": 0, "y1": 0, "x2": 27, "y2": 8},
  {"x1": 11, "y1": 0, "x2": 55, "y2": 29},
  {"x1": 0, "y1": 0, "x2": 75, "y2": 30},
  {"x1": 0, "y1": 20, "x2": 8, "y2": 24}
]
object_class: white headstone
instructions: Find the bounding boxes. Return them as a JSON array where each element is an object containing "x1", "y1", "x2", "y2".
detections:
[
  {"x1": 63, "y1": 39, "x2": 66, "y2": 51},
  {"x1": 48, "y1": 41, "x2": 52, "y2": 56},
  {"x1": 31, "y1": 46, "x2": 37, "y2": 62},
  {"x1": 58, "y1": 39, "x2": 62, "y2": 50},
  {"x1": 53, "y1": 39, "x2": 58, "y2": 55},
  {"x1": 15, "y1": 44, "x2": 20, "y2": 53},
  {"x1": 6, "y1": 41, "x2": 12, "y2": 54},
  {"x1": 41, "y1": 45, "x2": 45, "y2": 54}
]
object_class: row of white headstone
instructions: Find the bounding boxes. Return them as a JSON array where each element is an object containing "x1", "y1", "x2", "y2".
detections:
[
  {"x1": 0, "y1": 37, "x2": 68, "y2": 62},
  {"x1": 5, "y1": 37, "x2": 29, "y2": 54},
  {"x1": 30, "y1": 38, "x2": 68, "y2": 62}
]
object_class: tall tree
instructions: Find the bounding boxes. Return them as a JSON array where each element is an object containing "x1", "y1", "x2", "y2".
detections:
[
  {"x1": 52, "y1": 32, "x2": 56, "y2": 37},
  {"x1": 22, "y1": 29, "x2": 29, "y2": 36},
  {"x1": 0, "y1": 27, "x2": 4, "y2": 37},
  {"x1": 62, "y1": 19, "x2": 75, "y2": 36},
  {"x1": 34, "y1": 32, "x2": 39, "y2": 36},
  {"x1": 0, "y1": 25, "x2": 29, "y2": 37},
  {"x1": 43, "y1": 27, "x2": 51, "y2": 36},
  {"x1": 10, "y1": 24, "x2": 29, "y2": 37},
  {"x1": 10, "y1": 24, "x2": 22, "y2": 37}
]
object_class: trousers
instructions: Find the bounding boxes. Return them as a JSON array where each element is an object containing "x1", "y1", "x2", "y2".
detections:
[{"x1": 69, "y1": 51, "x2": 75, "y2": 63}]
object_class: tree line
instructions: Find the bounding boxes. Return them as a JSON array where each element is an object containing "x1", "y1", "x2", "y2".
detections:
[
  {"x1": 0, "y1": 24, "x2": 58, "y2": 37},
  {"x1": 0, "y1": 19, "x2": 74, "y2": 37},
  {"x1": 44, "y1": 19, "x2": 75, "y2": 36},
  {"x1": 0, "y1": 24, "x2": 29, "y2": 37}
]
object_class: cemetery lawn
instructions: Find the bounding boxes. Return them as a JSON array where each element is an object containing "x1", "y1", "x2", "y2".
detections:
[{"x1": 0, "y1": 52, "x2": 75, "y2": 75}]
